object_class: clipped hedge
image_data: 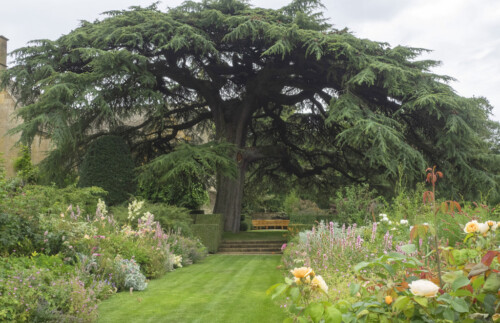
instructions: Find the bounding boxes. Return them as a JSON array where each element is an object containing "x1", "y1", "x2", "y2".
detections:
[
  {"x1": 194, "y1": 213, "x2": 224, "y2": 226},
  {"x1": 191, "y1": 214, "x2": 223, "y2": 253},
  {"x1": 191, "y1": 224, "x2": 221, "y2": 253}
]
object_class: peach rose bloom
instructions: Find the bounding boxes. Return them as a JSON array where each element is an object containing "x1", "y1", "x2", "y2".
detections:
[
  {"x1": 409, "y1": 279, "x2": 439, "y2": 297},
  {"x1": 385, "y1": 296, "x2": 393, "y2": 305},
  {"x1": 464, "y1": 220, "x2": 479, "y2": 233},
  {"x1": 291, "y1": 267, "x2": 314, "y2": 279}
]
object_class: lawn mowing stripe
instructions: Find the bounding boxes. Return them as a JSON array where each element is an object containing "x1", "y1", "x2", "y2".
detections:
[
  {"x1": 174, "y1": 255, "x2": 260, "y2": 323},
  {"x1": 98, "y1": 255, "x2": 286, "y2": 323}
]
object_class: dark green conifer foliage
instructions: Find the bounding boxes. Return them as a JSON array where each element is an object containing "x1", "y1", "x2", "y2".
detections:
[
  {"x1": 1, "y1": 0, "x2": 499, "y2": 230},
  {"x1": 78, "y1": 136, "x2": 135, "y2": 205}
]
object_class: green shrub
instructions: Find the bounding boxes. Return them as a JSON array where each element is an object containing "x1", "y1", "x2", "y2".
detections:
[
  {"x1": 0, "y1": 185, "x2": 106, "y2": 256},
  {"x1": 0, "y1": 211, "x2": 40, "y2": 255},
  {"x1": 330, "y1": 184, "x2": 383, "y2": 224},
  {"x1": 138, "y1": 180, "x2": 209, "y2": 210},
  {"x1": 4, "y1": 184, "x2": 107, "y2": 216},
  {"x1": 175, "y1": 235, "x2": 208, "y2": 265},
  {"x1": 240, "y1": 221, "x2": 249, "y2": 231},
  {"x1": 13, "y1": 145, "x2": 39, "y2": 184},
  {"x1": 0, "y1": 255, "x2": 100, "y2": 322},
  {"x1": 78, "y1": 135, "x2": 136, "y2": 205}
]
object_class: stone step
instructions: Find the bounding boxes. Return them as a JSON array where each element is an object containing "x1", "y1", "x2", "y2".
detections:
[
  {"x1": 220, "y1": 240, "x2": 286, "y2": 245},
  {"x1": 218, "y1": 247, "x2": 282, "y2": 252},
  {"x1": 218, "y1": 252, "x2": 282, "y2": 255},
  {"x1": 220, "y1": 243, "x2": 284, "y2": 248},
  {"x1": 218, "y1": 239, "x2": 286, "y2": 254}
]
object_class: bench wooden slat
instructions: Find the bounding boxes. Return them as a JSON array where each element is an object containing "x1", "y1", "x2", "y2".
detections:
[{"x1": 251, "y1": 219, "x2": 290, "y2": 230}]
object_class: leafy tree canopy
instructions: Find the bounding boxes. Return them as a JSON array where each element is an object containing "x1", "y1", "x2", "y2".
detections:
[{"x1": 2, "y1": 0, "x2": 500, "y2": 231}]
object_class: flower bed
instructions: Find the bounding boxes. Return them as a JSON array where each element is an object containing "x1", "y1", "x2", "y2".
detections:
[{"x1": 0, "y1": 195, "x2": 207, "y2": 322}]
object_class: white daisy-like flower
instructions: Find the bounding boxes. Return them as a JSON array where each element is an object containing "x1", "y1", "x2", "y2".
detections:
[{"x1": 400, "y1": 219, "x2": 409, "y2": 225}]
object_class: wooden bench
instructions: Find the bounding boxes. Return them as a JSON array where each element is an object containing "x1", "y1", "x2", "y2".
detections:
[{"x1": 251, "y1": 219, "x2": 290, "y2": 230}]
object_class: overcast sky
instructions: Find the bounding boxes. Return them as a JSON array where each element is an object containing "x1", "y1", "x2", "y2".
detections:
[{"x1": 2, "y1": 0, "x2": 500, "y2": 121}]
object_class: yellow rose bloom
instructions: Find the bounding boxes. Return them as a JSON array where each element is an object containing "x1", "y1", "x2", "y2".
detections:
[
  {"x1": 291, "y1": 267, "x2": 314, "y2": 279},
  {"x1": 464, "y1": 220, "x2": 479, "y2": 233},
  {"x1": 385, "y1": 296, "x2": 393, "y2": 305},
  {"x1": 311, "y1": 275, "x2": 328, "y2": 293}
]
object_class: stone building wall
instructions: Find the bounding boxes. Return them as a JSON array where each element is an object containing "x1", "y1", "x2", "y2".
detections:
[{"x1": 0, "y1": 35, "x2": 50, "y2": 177}]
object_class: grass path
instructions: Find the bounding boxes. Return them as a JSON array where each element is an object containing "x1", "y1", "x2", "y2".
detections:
[{"x1": 98, "y1": 255, "x2": 286, "y2": 323}]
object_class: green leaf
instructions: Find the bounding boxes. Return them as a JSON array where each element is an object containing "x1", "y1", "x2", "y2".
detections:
[
  {"x1": 290, "y1": 286, "x2": 300, "y2": 301},
  {"x1": 334, "y1": 300, "x2": 351, "y2": 314},
  {"x1": 266, "y1": 283, "x2": 281, "y2": 295},
  {"x1": 356, "y1": 309, "x2": 369, "y2": 319},
  {"x1": 324, "y1": 306, "x2": 342, "y2": 323},
  {"x1": 306, "y1": 302, "x2": 324, "y2": 323},
  {"x1": 271, "y1": 284, "x2": 288, "y2": 300},
  {"x1": 443, "y1": 308, "x2": 455, "y2": 321},
  {"x1": 450, "y1": 297, "x2": 469, "y2": 313},
  {"x1": 400, "y1": 244, "x2": 417, "y2": 254},
  {"x1": 403, "y1": 303, "x2": 414, "y2": 319},
  {"x1": 354, "y1": 261, "x2": 370, "y2": 273},
  {"x1": 442, "y1": 270, "x2": 464, "y2": 284},
  {"x1": 472, "y1": 275, "x2": 485, "y2": 290},
  {"x1": 451, "y1": 289, "x2": 473, "y2": 297},
  {"x1": 481, "y1": 273, "x2": 500, "y2": 294},
  {"x1": 393, "y1": 296, "x2": 410, "y2": 312},
  {"x1": 350, "y1": 283, "x2": 361, "y2": 296},
  {"x1": 437, "y1": 293, "x2": 453, "y2": 304},
  {"x1": 451, "y1": 276, "x2": 470, "y2": 291},
  {"x1": 413, "y1": 296, "x2": 428, "y2": 307}
]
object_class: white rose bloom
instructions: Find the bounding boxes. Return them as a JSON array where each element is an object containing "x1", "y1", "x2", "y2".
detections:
[
  {"x1": 477, "y1": 223, "x2": 490, "y2": 235},
  {"x1": 409, "y1": 279, "x2": 439, "y2": 297}
]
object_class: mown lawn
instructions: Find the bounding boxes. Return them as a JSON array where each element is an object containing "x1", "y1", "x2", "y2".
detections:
[
  {"x1": 222, "y1": 230, "x2": 288, "y2": 241},
  {"x1": 98, "y1": 254, "x2": 286, "y2": 323}
]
